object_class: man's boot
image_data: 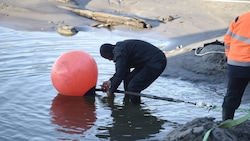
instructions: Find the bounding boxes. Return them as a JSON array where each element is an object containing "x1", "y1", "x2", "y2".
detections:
[{"x1": 222, "y1": 108, "x2": 235, "y2": 121}]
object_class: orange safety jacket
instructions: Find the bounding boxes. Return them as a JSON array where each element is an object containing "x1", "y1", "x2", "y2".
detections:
[{"x1": 224, "y1": 12, "x2": 250, "y2": 67}]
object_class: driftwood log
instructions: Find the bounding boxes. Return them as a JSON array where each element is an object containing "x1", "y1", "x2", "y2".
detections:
[{"x1": 58, "y1": 6, "x2": 152, "y2": 29}]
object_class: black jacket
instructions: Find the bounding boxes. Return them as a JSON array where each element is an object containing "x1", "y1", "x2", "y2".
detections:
[{"x1": 109, "y1": 39, "x2": 163, "y2": 93}]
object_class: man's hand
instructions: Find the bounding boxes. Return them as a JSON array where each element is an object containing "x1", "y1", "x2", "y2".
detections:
[
  {"x1": 101, "y1": 80, "x2": 111, "y2": 91},
  {"x1": 101, "y1": 80, "x2": 114, "y2": 97}
]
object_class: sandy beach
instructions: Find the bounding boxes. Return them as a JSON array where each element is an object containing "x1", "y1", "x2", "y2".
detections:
[
  {"x1": 0, "y1": 0, "x2": 249, "y2": 48},
  {"x1": 1, "y1": 0, "x2": 250, "y2": 140}
]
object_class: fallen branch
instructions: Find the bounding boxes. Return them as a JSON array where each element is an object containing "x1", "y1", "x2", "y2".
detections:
[{"x1": 58, "y1": 6, "x2": 152, "y2": 29}]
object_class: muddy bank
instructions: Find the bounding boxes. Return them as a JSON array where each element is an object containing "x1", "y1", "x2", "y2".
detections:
[
  {"x1": 163, "y1": 43, "x2": 227, "y2": 84},
  {"x1": 163, "y1": 41, "x2": 250, "y2": 96},
  {"x1": 161, "y1": 117, "x2": 250, "y2": 141},
  {"x1": 161, "y1": 43, "x2": 250, "y2": 141}
]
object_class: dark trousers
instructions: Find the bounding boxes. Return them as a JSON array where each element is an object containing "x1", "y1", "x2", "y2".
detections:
[
  {"x1": 123, "y1": 52, "x2": 167, "y2": 103},
  {"x1": 222, "y1": 77, "x2": 250, "y2": 120}
]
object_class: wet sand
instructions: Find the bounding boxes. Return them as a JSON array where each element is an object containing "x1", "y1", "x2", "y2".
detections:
[{"x1": 0, "y1": 0, "x2": 249, "y2": 46}]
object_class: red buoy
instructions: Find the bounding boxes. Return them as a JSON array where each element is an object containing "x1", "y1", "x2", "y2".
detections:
[{"x1": 51, "y1": 50, "x2": 98, "y2": 96}]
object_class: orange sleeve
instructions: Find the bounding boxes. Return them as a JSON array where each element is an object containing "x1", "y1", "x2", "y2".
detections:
[{"x1": 224, "y1": 20, "x2": 235, "y2": 57}]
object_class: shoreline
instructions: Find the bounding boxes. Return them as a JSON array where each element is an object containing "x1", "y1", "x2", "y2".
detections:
[
  {"x1": 0, "y1": 0, "x2": 249, "y2": 54},
  {"x1": 0, "y1": 0, "x2": 249, "y2": 39}
]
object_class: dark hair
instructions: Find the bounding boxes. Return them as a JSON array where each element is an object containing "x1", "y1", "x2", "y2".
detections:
[{"x1": 100, "y1": 43, "x2": 115, "y2": 59}]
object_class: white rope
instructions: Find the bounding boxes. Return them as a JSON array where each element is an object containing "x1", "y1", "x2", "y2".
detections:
[{"x1": 194, "y1": 47, "x2": 225, "y2": 57}]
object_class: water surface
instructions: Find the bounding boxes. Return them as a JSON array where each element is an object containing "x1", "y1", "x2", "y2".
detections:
[{"x1": 0, "y1": 26, "x2": 249, "y2": 141}]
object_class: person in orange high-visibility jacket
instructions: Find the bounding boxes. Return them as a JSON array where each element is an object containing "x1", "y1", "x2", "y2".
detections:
[{"x1": 222, "y1": 12, "x2": 250, "y2": 121}]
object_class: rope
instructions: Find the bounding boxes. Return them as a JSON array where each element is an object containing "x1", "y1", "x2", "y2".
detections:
[
  {"x1": 95, "y1": 88, "x2": 215, "y2": 109},
  {"x1": 194, "y1": 47, "x2": 225, "y2": 57}
]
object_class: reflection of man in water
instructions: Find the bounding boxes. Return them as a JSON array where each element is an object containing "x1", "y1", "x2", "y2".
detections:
[
  {"x1": 96, "y1": 97, "x2": 165, "y2": 140},
  {"x1": 50, "y1": 94, "x2": 96, "y2": 137}
]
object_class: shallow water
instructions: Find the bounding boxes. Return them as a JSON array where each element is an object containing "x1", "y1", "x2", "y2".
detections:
[{"x1": 0, "y1": 26, "x2": 249, "y2": 141}]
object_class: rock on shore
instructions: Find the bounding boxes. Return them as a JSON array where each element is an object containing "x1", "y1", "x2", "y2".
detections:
[{"x1": 162, "y1": 117, "x2": 250, "y2": 141}]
